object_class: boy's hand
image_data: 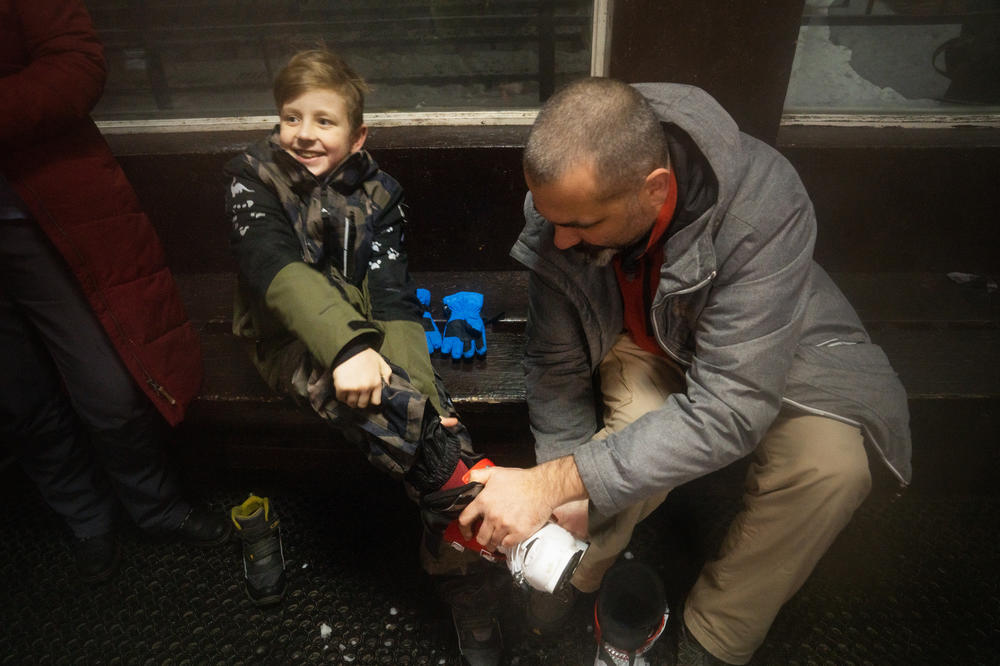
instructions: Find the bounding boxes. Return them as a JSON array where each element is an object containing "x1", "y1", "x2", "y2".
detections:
[
  {"x1": 551, "y1": 499, "x2": 590, "y2": 540},
  {"x1": 332, "y1": 348, "x2": 392, "y2": 409}
]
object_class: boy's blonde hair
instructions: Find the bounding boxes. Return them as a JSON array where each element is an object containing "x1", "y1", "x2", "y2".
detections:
[{"x1": 273, "y1": 49, "x2": 370, "y2": 132}]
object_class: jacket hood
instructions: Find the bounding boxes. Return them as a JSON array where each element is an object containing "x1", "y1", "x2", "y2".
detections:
[
  {"x1": 632, "y1": 84, "x2": 750, "y2": 298},
  {"x1": 632, "y1": 83, "x2": 745, "y2": 227}
]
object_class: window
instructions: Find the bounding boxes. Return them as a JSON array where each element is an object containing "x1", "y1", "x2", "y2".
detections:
[
  {"x1": 88, "y1": 0, "x2": 597, "y2": 122},
  {"x1": 785, "y1": 0, "x2": 1000, "y2": 116}
]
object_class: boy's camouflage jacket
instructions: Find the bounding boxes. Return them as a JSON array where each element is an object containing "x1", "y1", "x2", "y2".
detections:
[{"x1": 225, "y1": 130, "x2": 423, "y2": 370}]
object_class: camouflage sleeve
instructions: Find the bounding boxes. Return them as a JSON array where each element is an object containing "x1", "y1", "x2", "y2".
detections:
[
  {"x1": 366, "y1": 192, "x2": 422, "y2": 323},
  {"x1": 264, "y1": 262, "x2": 382, "y2": 369},
  {"x1": 225, "y1": 154, "x2": 383, "y2": 367},
  {"x1": 225, "y1": 155, "x2": 303, "y2": 299}
]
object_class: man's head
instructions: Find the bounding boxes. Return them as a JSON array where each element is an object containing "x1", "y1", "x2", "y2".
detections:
[
  {"x1": 273, "y1": 49, "x2": 370, "y2": 177},
  {"x1": 523, "y1": 78, "x2": 671, "y2": 263}
]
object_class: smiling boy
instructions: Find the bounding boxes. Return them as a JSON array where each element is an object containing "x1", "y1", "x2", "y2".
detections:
[
  {"x1": 279, "y1": 87, "x2": 365, "y2": 179},
  {"x1": 224, "y1": 50, "x2": 506, "y2": 661},
  {"x1": 227, "y1": 49, "x2": 453, "y2": 450}
]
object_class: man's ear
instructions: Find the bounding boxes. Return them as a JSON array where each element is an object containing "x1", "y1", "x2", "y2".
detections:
[
  {"x1": 351, "y1": 124, "x2": 369, "y2": 153},
  {"x1": 643, "y1": 167, "x2": 673, "y2": 208}
]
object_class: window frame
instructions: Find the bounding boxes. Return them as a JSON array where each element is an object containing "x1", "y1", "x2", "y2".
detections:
[{"x1": 98, "y1": 0, "x2": 1000, "y2": 145}]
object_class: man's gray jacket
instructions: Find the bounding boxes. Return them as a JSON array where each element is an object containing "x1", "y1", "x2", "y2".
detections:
[{"x1": 509, "y1": 83, "x2": 911, "y2": 517}]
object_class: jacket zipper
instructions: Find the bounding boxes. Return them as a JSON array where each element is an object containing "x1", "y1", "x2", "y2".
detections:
[
  {"x1": 641, "y1": 262, "x2": 654, "y2": 338},
  {"x1": 650, "y1": 274, "x2": 908, "y2": 489},
  {"x1": 343, "y1": 214, "x2": 351, "y2": 278},
  {"x1": 650, "y1": 270, "x2": 717, "y2": 366}
]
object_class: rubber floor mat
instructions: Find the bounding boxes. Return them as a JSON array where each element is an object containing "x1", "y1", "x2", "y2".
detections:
[{"x1": 1, "y1": 463, "x2": 997, "y2": 665}]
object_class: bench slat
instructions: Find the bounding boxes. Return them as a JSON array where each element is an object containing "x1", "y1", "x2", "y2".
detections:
[
  {"x1": 198, "y1": 329, "x2": 526, "y2": 404},
  {"x1": 175, "y1": 271, "x2": 999, "y2": 332},
  {"x1": 179, "y1": 271, "x2": 1000, "y2": 431},
  {"x1": 175, "y1": 271, "x2": 531, "y2": 331},
  {"x1": 195, "y1": 326, "x2": 1000, "y2": 408}
]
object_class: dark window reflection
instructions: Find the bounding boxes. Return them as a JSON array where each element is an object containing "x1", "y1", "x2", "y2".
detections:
[
  {"x1": 87, "y1": 0, "x2": 594, "y2": 120},
  {"x1": 788, "y1": 0, "x2": 999, "y2": 112}
]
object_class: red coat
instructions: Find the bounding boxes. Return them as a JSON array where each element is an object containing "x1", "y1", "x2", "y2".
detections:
[{"x1": 0, "y1": 0, "x2": 202, "y2": 426}]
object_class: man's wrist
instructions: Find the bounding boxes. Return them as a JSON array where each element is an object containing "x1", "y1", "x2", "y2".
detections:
[{"x1": 532, "y1": 455, "x2": 588, "y2": 509}]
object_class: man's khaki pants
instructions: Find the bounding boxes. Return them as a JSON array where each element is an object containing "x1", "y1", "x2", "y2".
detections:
[{"x1": 571, "y1": 334, "x2": 871, "y2": 664}]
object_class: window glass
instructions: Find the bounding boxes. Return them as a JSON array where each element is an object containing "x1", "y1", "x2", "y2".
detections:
[
  {"x1": 88, "y1": 0, "x2": 594, "y2": 120},
  {"x1": 786, "y1": 0, "x2": 1000, "y2": 112}
]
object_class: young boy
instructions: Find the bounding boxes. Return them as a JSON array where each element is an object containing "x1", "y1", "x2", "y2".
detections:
[{"x1": 224, "y1": 49, "x2": 505, "y2": 661}]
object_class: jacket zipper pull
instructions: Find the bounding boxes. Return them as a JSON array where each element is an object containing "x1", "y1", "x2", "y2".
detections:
[
  {"x1": 147, "y1": 378, "x2": 177, "y2": 406},
  {"x1": 642, "y1": 258, "x2": 655, "y2": 337},
  {"x1": 344, "y1": 213, "x2": 352, "y2": 279}
]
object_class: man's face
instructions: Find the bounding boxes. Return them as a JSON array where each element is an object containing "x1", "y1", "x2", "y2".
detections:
[
  {"x1": 527, "y1": 164, "x2": 655, "y2": 266},
  {"x1": 278, "y1": 88, "x2": 367, "y2": 177}
]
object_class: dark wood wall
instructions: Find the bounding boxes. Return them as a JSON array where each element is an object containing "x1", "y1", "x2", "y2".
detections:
[
  {"x1": 609, "y1": 0, "x2": 805, "y2": 144},
  {"x1": 782, "y1": 129, "x2": 1000, "y2": 274}
]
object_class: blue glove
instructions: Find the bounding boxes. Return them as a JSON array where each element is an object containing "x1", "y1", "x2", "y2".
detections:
[
  {"x1": 416, "y1": 288, "x2": 442, "y2": 354},
  {"x1": 441, "y1": 291, "x2": 487, "y2": 359}
]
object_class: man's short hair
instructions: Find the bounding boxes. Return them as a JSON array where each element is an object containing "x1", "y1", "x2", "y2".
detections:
[
  {"x1": 524, "y1": 77, "x2": 669, "y2": 198},
  {"x1": 273, "y1": 49, "x2": 370, "y2": 132}
]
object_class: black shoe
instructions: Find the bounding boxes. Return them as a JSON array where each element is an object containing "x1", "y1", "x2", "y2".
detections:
[
  {"x1": 231, "y1": 494, "x2": 286, "y2": 606},
  {"x1": 437, "y1": 567, "x2": 507, "y2": 666},
  {"x1": 73, "y1": 532, "x2": 120, "y2": 584},
  {"x1": 594, "y1": 561, "x2": 669, "y2": 666},
  {"x1": 452, "y1": 608, "x2": 503, "y2": 666},
  {"x1": 174, "y1": 506, "x2": 232, "y2": 546},
  {"x1": 526, "y1": 583, "x2": 583, "y2": 636},
  {"x1": 675, "y1": 622, "x2": 729, "y2": 666}
]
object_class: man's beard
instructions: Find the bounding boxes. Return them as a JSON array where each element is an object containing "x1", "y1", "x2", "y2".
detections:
[
  {"x1": 567, "y1": 195, "x2": 647, "y2": 267},
  {"x1": 570, "y1": 244, "x2": 618, "y2": 266}
]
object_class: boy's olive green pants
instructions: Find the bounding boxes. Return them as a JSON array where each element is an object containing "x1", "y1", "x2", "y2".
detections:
[
  {"x1": 572, "y1": 334, "x2": 872, "y2": 664},
  {"x1": 253, "y1": 317, "x2": 457, "y2": 476},
  {"x1": 253, "y1": 321, "x2": 486, "y2": 576}
]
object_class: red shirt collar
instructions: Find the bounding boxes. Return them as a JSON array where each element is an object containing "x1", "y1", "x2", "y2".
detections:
[{"x1": 641, "y1": 168, "x2": 679, "y2": 256}]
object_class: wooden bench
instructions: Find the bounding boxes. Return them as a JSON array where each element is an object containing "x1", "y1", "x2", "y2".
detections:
[
  {"x1": 107, "y1": 129, "x2": 999, "y2": 489},
  {"x1": 174, "y1": 270, "x2": 532, "y2": 472},
  {"x1": 172, "y1": 268, "x2": 1000, "y2": 487}
]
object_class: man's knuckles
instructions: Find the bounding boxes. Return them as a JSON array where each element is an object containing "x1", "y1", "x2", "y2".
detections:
[{"x1": 467, "y1": 466, "x2": 495, "y2": 484}]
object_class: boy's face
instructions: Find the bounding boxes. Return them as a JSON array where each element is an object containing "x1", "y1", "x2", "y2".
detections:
[{"x1": 278, "y1": 88, "x2": 367, "y2": 177}]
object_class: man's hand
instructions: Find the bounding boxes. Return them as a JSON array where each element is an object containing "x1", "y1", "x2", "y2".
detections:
[
  {"x1": 458, "y1": 456, "x2": 587, "y2": 551},
  {"x1": 331, "y1": 348, "x2": 392, "y2": 409}
]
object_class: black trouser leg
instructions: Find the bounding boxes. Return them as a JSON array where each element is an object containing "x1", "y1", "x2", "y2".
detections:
[
  {"x1": 0, "y1": 219, "x2": 189, "y2": 533},
  {"x1": 0, "y1": 296, "x2": 115, "y2": 539},
  {"x1": 89, "y1": 407, "x2": 190, "y2": 532}
]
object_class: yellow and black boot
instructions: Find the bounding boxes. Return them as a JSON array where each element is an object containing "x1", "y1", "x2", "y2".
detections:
[{"x1": 230, "y1": 494, "x2": 286, "y2": 606}]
